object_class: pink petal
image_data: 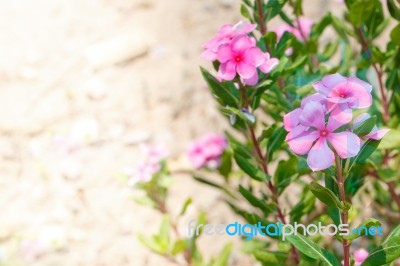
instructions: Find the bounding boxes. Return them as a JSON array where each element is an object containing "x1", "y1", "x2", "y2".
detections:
[
  {"x1": 326, "y1": 115, "x2": 346, "y2": 132},
  {"x1": 218, "y1": 61, "x2": 237, "y2": 81},
  {"x1": 231, "y1": 35, "x2": 253, "y2": 53},
  {"x1": 346, "y1": 81, "x2": 372, "y2": 108},
  {"x1": 216, "y1": 44, "x2": 234, "y2": 63},
  {"x1": 237, "y1": 62, "x2": 256, "y2": 79},
  {"x1": 299, "y1": 101, "x2": 326, "y2": 130},
  {"x1": 284, "y1": 108, "x2": 302, "y2": 131},
  {"x1": 365, "y1": 128, "x2": 390, "y2": 140},
  {"x1": 348, "y1": 77, "x2": 372, "y2": 92},
  {"x1": 312, "y1": 81, "x2": 331, "y2": 96},
  {"x1": 321, "y1": 73, "x2": 347, "y2": 88},
  {"x1": 307, "y1": 137, "x2": 334, "y2": 171},
  {"x1": 259, "y1": 57, "x2": 279, "y2": 73},
  {"x1": 330, "y1": 104, "x2": 352, "y2": 124},
  {"x1": 244, "y1": 47, "x2": 264, "y2": 66},
  {"x1": 201, "y1": 49, "x2": 217, "y2": 61},
  {"x1": 301, "y1": 93, "x2": 327, "y2": 108},
  {"x1": 288, "y1": 130, "x2": 319, "y2": 155},
  {"x1": 242, "y1": 71, "x2": 258, "y2": 86},
  {"x1": 232, "y1": 21, "x2": 257, "y2": 34},
  {"x1": 328, "y1": 131, "x2": 361, "y2": 159},
  {"x1": 286, "y1": 125, "x2": 308, "y2": 140}
]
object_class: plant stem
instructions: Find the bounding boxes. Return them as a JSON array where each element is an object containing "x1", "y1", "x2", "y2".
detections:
[
  {"x1": 255, "y1": 0, "x2": 271, "y2": 53},
  {"x1": 239, "y1": 83, "x2": 299, "y2": 264},
  {"x1": 335, "y1": 154, "x2": 350, "y2": 266},
  {"x1": 355, "y1": 28, "x2": 390, "y2": 124}
]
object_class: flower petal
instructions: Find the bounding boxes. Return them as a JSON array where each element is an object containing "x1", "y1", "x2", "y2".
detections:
[
  {"x1": 288, "y1": 131, "x2": 319, "y2": 155},
  {"x1": 326, "y1": 114, "x2": 346, "y2": 132},
  {"x1": 237, "y1": 62, "x2": 256, "y2": 79},
  {"x1": 231, "y1": 35, "x2": 253, "y2": 53},
  {"x1": 346, "y1": 81, "x2": 372, "y2": 108},
  {"x1": 312, "y1": 81, "x2": 330, "y2": 95},
  {"x1": 217, "y1": 61, "x2": 236, "y2": 81},
  {"x1": 365, "y1": 128, "x2": 390, "y2": 140},
  {"x1": 216, "y1": 44, "x2": 234, "y2": 63},
  {"x1": 243, "y1": 47, "x2": 264, "y2": 66},
  {"x1": 348, "y1": 77, "x2": 372, "y2": 92},
  {"x1": 284, "y1": 108, "x2": 302, "y2": 131},
  {"x1": 307, "y1": 138, "x2": 334, "y2": 171},
  {"x1": 321, "y1": 73, "x2": 347, "y2": 88},
  {"x1": 242, "y1": 70, "x2": 258, "y2": 86},
  {"x1": 330, "y1": 104, "x2": 352, "y2": 124},
  {"x1": 259, "y1": 57, "x2": 279, "y2": 74},
  {"x1": 328, "y1": 131, "x2": 361, "y2": 159},
  {"x1": 299, "y1": 101, "x2": 326, "y2": 130}
]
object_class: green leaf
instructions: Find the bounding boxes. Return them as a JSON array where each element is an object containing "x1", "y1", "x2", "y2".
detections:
[
  {"x1": 233, "y1": 154, "x2": 269, "y2": 181},
  {"x1": 179, "y1": 198, "x2": 192, "y2": 216},
  {"x1": 210, "y1": 243, "x2": 233, "y2": 266},
  {"x1": 193, "y1": 176, "x2": 236, "y2": 198},
  {"x1": 253, "y1": 250, "x2": 289, "y2": 265},
  {"x1": 239, "y1": 185, "x2": 273, "y2": 215},
  {"x1": 351, "y1": 139, "x2": 381, "y2": 164},
  {"x1": 267, "y1": 127, "x2": 286, "y2": 159},
  {"x1": 218, "y1": 151, "x2": 232, "y2": 178},
  {"x1": 240, "y1": 4, "x2": 252, "y2": 19},
  {"x1": 361, "y1": 223, "x2": 400, "y2": 265},
  {"x1": 343, "y1": 218, "x2": 381, "y2": 241},
  {"x1": 309, "y1": 181, "x2": 341, "y2": 208},
  {"x1": 285, "y1": 55, "x2": 308, "y2": 72},
  {"x1": 361, "y1": 236, "x2": 400, "y2": 265},
  {"x1": 274, "y1": 157, "x2": 299, "y2": 193},
  {"x1": 349, "y1": 0, "x2": 377, "y2": 27},
  {"x1": 171, "y1": 239, "x2": 186, "y2": 255},
  {"x1": 353, "y1": 115, "x2": 377, "y2": 136},
  {"x1": 285, "y1": 233, "x2": 341, "y2": 266},
  {"x1": 200, "y1": 67, "x2": 238, "y2": 107},
  {"x1": 388, "y1": 0, "x2": 400, "y2": 21},
  {"x1": 379, "y1": 129, "x2": 399, "y2": 149},
  {"x1": 390, "y1": 23, "x2": 400, "y2": 45}
]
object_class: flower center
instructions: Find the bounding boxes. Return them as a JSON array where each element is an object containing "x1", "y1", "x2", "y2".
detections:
[
  {"x1": 320, "y1": 130, "x2": 328, "y2": 137},
  {"x1": 340, "y1": 94, "x2": 346, "y2": 98},
  {"x1": 235, "y1": 56, "x2": 242, "y2": 62}
]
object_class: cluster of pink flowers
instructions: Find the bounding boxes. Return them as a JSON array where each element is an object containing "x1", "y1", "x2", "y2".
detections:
[
  {"x1": 284, "y1": 73, "x2": 388, "y2": 171},
  {"x1": 202, "y1": 21, "x2": 279, "y2": 86},
  {"x1": 127, "y1": 144, "x2": 169, "y2": 186},
  {"x1": 188, "y1": 133, "x2": 227, "y2": 169}
]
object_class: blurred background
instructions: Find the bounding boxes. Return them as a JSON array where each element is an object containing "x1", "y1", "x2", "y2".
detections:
[{"x1": 0, "y1": 0, "x2": 345, "y2": 265}]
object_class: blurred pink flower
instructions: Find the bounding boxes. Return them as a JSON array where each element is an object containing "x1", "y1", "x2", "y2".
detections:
[
  {"x1": 274, "y1": 17, "x2": 313, "y2": 42},
  {"x1": 128, "y1": 144, "x2": 168, "y2": 186},
  {"x1": 312, "y1": 73, "x2": 373, "y2": 123},
  {"x1": 354, "y1": 249, "x2": 369, "y2": 266},
  {"x1": 188, "y1": 133, "x2": 227, "y2": 169},
  {"x1": 201, "y1": 21, "x2": 256, "y2": 61},
  {"x1": 285, "y1": 101, "x2": 360, "y2": 171}
]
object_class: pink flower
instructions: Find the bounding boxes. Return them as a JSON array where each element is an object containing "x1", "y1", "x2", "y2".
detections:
[
  {"x1": 353, "y1": 113, "x2": 390, "y2": 140},
  {"x1": 217, "y1": 35, "x2": 278, "y2": 85},
  {"x1": 188, "y1": 133, "x2": 227, "y2": 169},
  {"x1": 127, "y1": 144, "x2": 168, "y2": 186},
  {"x1": 202, "y1": 21, "x2": 256, "y2": 61},
  {"x1": 312, "y1": 73, "x2": 373, "y2": 123},
  {"x1": 354, "y1": 249, "x2": 369, "y2": 266},
  {"x1": 274, "y1": 17, "x2": 313, "y2": 42},
  {"x1": 285, "y1": 101, "x2": 361, "y2": 171}
]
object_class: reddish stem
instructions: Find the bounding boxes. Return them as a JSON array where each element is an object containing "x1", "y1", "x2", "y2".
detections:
[{"x1": 356, "y1": 28, "x2": 390, "y2": 123}]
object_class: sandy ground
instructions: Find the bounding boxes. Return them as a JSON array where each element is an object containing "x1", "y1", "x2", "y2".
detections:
[{"x1": 0, "y1": 0, "x2": 341, "y2": 265}]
